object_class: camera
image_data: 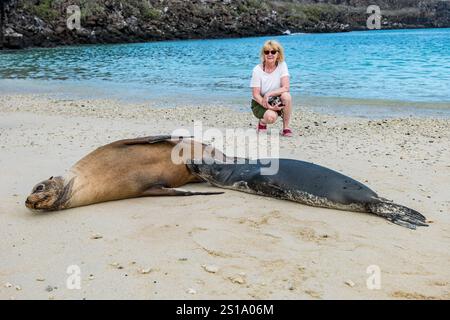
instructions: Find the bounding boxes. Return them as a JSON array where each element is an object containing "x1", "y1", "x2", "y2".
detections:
[{"x1": 268, "y1": 96, "x2": 283, "y2": 107}]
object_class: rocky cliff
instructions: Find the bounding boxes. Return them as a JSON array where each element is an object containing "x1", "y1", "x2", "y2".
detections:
[{"x1": 1, "y1": 0, "x2": 450, "y2": 49}]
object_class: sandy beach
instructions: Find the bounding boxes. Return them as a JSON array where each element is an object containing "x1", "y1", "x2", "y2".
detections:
[{"x1": 0, "y1": 94, "x2": 449, "y2": 300}]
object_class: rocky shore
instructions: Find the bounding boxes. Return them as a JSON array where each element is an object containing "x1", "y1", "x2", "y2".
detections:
[{"x1": 1, "y1": 0, "x2": 450, "y2": 49}]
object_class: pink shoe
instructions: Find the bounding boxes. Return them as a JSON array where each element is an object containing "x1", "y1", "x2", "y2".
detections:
[
  {"x1": 281, "y1": 128, "x2": 293, "y2": 137},
  {"x1": 257, "y1": 121, "x2": 267, "y2": 133}
]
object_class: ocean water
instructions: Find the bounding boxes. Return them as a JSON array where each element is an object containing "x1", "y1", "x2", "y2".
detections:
[{"x1": 1, "y1": 28, "x2": 449, "y2": 117}]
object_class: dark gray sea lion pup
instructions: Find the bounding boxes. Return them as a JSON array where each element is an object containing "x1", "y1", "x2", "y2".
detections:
[
  {"x1": 25, "y1": 135, "x2": 224, "y2": 211},
  {"x1": 187, "y1": 158, "x2": 428, "y2": 229}
]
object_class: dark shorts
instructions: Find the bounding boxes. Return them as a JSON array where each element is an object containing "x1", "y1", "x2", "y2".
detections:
[{"x1": 251, "y1": 99, "x2": 283, "y2": 119}]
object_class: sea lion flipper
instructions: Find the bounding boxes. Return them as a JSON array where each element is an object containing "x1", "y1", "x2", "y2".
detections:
[
  {"x1": 141, "y1": 186, "x2": 224, "y2": 197},
  {"x1": 367, "y1": 199, "x2": 429, "y2": 229},
  {"x1": 122, "y1": 135, "x2": 193, "y2": 145}
]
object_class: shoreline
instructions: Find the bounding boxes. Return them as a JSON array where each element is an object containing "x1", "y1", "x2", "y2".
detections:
[
  {"x1": 0, "y1": 94, "x2": 449, "y2": 300},
  {"x1": 1, "y1": 83, "x2": 450, "y2": 120},
  {"x1": 1, "y1": 27, "x2": 449, "y2": 52}
]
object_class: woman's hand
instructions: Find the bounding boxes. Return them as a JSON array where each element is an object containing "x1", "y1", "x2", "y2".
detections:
[
  {"x1": 271, "y1": 104, "x2": 283, "y2": 111},
  {"x1": 264, "y1": 92, "x2": 283, "y2": 111},
  {"x1": 263, "y1": 94, "x2": 272, "y2": 110}
]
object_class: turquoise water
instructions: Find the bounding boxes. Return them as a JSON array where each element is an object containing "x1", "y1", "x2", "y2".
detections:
[{"x1": 1, "y1": 28, "x2": 450, "y2": 117}]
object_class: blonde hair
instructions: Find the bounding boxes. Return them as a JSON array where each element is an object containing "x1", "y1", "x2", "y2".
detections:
[{"x1": 260, "y1": 40, "x2": 285, "y2": 64}]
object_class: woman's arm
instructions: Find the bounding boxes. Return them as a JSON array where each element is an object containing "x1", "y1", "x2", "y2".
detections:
[
  {"x1": 262, "y1": 76, "x2": 290, "y2": 109},
  {"x1": 266, "y1": 76, "x2": 290, "y2": 98},
  {"x1": 252, "y1": 87, "x2": 266, "y2": 107}
]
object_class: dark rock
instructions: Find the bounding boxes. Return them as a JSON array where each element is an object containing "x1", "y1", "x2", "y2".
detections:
[
  {"x1": 1, "y1": 0, "x2": 449, "y2": 50},
  {"x1": 4, "y1": 27, "x2": 23, "y2": 48},
  {"x1": 55, "y1": 25, "x2": 65, "y2": 34}
]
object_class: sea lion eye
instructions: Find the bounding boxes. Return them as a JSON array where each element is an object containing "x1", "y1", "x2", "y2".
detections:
[{"x1": 35, "y1": 185, "x2": 45, "y2": 192}]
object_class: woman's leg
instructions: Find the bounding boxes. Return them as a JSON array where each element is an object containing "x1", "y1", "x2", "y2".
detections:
[
  {"x1": 263, "y1": 110, "x2": 278, "y2": 124},
  {"x1": 280, "y1": 92, "x2": 292, "y2": 129}
]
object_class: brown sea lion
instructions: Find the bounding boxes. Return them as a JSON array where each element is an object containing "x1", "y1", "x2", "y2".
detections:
[{"x1": 25, "y1": 135, "x2": 224, "y2": 211}]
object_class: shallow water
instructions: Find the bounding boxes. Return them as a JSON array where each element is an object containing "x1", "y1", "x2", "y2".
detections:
[{"x1": 1, "y1": 28, "x2": 449, "y2": 117}]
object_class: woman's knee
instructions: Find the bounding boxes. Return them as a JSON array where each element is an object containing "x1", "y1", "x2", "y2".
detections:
[
  {"x1": 263, "y1": 110, "x2": 278, "y2": 124},
  {"x1": 281, "y1": 92, "x2": 292, "y2": 104}
]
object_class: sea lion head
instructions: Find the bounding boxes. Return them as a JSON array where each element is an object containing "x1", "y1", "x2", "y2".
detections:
[
  {"x1": 25, "y1": 176, "x2": 67, "y2": 211},
  {"x1": 187, "y1": 161, "x2": 235, "y2": 186}
]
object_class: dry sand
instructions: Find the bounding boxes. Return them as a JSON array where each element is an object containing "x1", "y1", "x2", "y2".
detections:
[{"x1": 0, "y1": 94, "x2": 449, "y2": 300}]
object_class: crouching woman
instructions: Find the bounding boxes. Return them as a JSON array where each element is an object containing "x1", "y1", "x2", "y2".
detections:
[{"x1": 250, "y1": 40, "x2": 293, "y2": 137}]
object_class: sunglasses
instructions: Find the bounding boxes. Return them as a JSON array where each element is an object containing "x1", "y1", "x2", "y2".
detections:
[{"x1": 264, "y1": 50, "x2": 278, "y2": 55}]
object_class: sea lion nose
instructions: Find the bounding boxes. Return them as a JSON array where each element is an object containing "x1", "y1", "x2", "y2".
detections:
[{"x1": 25, "y1": 198, "x2": 33, "y2": 209}]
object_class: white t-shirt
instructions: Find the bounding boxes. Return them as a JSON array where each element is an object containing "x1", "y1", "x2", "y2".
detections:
[{"x1": 250, "y1": 61, "x2": 290, "y2": 96}]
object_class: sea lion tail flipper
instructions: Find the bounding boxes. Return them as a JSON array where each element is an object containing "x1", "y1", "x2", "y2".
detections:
[
  {"x1": 367, "y1": 199, "x2": 428, "y2": 230},
  {"x1": 142, "y1": 187, "x2": 224, "y2": 197}
]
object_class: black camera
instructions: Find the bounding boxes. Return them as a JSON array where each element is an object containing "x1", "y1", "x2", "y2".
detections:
[{"x1": 268, "y1": 96, "x2": 283, "y2": 107}]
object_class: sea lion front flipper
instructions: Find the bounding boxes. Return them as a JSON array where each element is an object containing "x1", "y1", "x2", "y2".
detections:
[
  {"x1": 122, "y1": 135, "x2": 193, "y2": 146},
  {"x1": 141, "y1": 186, "x2": 224, "y2": 197}
]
